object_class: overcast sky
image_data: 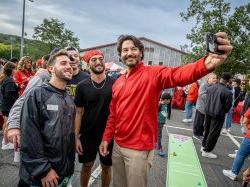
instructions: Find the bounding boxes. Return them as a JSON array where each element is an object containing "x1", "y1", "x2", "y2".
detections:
[{"x1": 0, "y1": 0, "x2": 247, "y2": 49}]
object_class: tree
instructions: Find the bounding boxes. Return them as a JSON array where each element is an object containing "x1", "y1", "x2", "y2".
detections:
[
  {"x1": 180, "y1": 0, "x2": 250, "y2": 75},
  {"x1": 33, "y1": 18, "x2": 80, "y2": 51},
  {"x1": 0, "y1": 43, "x2": 19, "y2": 60}
]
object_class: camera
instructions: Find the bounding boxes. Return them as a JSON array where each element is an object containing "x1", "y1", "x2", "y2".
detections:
[{"x1": 206, "y1": 32, "x2": 224, "y2": 54}]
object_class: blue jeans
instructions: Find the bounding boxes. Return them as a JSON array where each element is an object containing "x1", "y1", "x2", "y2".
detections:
[
  {"x1": 185, "y1": 101, "x2": 193, "y2": 119},
  {"x1": 224, "y1": 108, "x2": 232, "y2": 129},
  {"x1": 231, "y1": 138, "x2": 250, "y2": 174}
]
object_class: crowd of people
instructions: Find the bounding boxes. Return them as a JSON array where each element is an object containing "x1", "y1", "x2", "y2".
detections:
[
  {"x1": 170, "y1": 62, "x2": 250, "y2": 182},
  {"x1": 0, "y1": 32, "x2": 242, "y2": 187}
]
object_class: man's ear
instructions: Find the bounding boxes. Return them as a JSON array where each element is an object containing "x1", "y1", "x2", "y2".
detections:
[{"x1": 48, "y1": 66, "x2": 54, "y2": 74}]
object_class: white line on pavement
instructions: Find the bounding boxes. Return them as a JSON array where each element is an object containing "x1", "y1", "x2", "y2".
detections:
[
  {"x1": 88, "y1": 165, "x2": 102, "y2": 186},
  {"x1": 226, "y1": 132, "x2": 240, "y2": 147},
  {"x1": 166, "y1": 125, "x2": 244, "y2": 140}
]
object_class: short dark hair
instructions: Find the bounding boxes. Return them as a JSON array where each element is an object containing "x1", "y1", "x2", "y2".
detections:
[
  {"x1": 3, "y1": 62, "x2": 16, "y2": 76},
  {"x1": 10, "y1": 57, "x2": 19, "y2": 64},
  {"x1": 42, "y1": 54, "x2": 50, "y2": 62},
  {"x1": 48, "y1": 49, "x2": 69, "y2": 66},
  {"x1": 233, "y1": 78, "x2": 241, "y2": 85},
  {"x1": 221, "y1": 72, "x2": 231, "y2": 82},
  {"x1": 117, "y1": 35, "x2": 144, "y2": 59},
  {"x1": 65, "y1": 46, "x2": 79, "y2": 52},
  {"x1": 161, "y1": 92, "x2": 172, "y2": 100}
]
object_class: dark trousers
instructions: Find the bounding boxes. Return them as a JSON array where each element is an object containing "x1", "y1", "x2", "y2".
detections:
[
  {"x1": 17, "y1": 179, "x2": 31, "y2": 187},
  {"x1": 157, "y1": 123, "x2": 164, "y2": 149},
  {"x1": 202, "y1": 114, "x2": 225, "y2": 152},
  {"x1": 193, "y1": 110, "x2": 205, "y2": 136}
]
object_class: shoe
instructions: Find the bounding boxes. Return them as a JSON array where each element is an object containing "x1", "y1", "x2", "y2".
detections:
[
  {"x1": 158, "y1": 148, "x2": 166, "y2": 157},
  {"x1": 228, "y1": 150, "x2": 238, "y2": 158},
  {"x1": 1, "y1": 142, "x2": 14, "y2": 150},
  {"x1": 202, "y1": 151, "x2": 217, "y2": 158},
  {"x1": 181, "y1": 110, "x2": 186, "y2": 113},
  {"x1": 227, "y1": 128, "x2": 231, "y2": 133},
  {"x1": 193, "y1": 135, "x2": 203, "y2": 142},
  {"x1": 182, "y1": 119, "x2": 192, "y2": 123},
  {"x1": 221, "y1": 128, "x2": 227, "y2": 134},
  {"x1": 228, "y1": 153, "x2": 236, "y2": 158},
  {"x1": 222, "y1": 170, "x2": 237, "y2": 180},
  {"x1": 200, "y1": 146, "x2": 204, "y2": 152}
]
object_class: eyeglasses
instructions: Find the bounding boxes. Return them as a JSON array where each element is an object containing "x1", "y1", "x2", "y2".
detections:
[{"x1": 90, "y1": 57, "x2": 104, "y2": 63}]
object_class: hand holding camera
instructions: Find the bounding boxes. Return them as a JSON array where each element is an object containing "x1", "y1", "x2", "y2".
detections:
[
  {"x1": 204, "y1": 32, "x2": 233, "y2": 71},
  {"x1": 206, "y1": 32, "x2": 225, "y2": 54}
]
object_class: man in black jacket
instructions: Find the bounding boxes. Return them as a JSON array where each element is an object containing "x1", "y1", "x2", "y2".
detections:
[
  {"x1": 18, "y1": 50, "x2": 75, "y2": 187},
  {"x1": 201, "y1": 72, "x2": 233, "y2": 159}
]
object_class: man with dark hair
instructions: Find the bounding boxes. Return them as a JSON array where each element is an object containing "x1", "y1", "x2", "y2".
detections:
[
  {"x1": 75, "y1": 50, "x2": 115, "y2": 187},
  {"x1": 7, "y1": 47, "x2": 88, "y2": 148},
  {"x1": 100, "y1": 33, "x2": 233, "y2": 186},
  {"x1": 201, "y1": 72, "x2": 233, "y2": 159},
  {"x1": 65, "y1": 47, "x2": 89, "y2": 98},
  {"x1": 10, "y1": 57, "x2": 19, "y2": 64},
  {"x1": 18, "y1": 50, "x2": 75, "y2": 187}
]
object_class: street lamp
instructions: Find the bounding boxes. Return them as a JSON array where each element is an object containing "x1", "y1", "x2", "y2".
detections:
[{"x1": 20, "y1": 0, "x2": 34, "y2": 58}]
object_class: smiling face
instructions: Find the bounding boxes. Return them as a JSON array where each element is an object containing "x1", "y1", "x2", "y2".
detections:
[
  {"x1": 67, "y1": 50, "x2": 80, "y2": 70},
  {"x1": 88, "y1": 54, "x2": 105, "y2": 75},
  {"x1": 25, "y1": 61, "x2": 32, "y2": 70},
  {"x1": 51, "y1": 55, "x2": 73, "y2": 82},
  {"x1": 120, "y1": 40, "x2": 142, "y2": 68}
]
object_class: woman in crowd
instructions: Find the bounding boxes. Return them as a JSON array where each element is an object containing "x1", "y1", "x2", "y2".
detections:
[
  {"x1": 14, "y1": 56, "x2": 34, "y2": 96},
  {"x1": 0, "y1": 62, "x2": 18, "y2": 150}
]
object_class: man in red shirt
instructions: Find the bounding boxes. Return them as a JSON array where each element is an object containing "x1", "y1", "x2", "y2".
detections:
[{"x1": 100, "y1": 32, "x2": 233, "y2": 187}]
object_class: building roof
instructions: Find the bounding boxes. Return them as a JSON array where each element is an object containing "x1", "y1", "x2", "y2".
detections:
[{"x1": 80, "y1": 37, "x2": 188, "y2": 55}]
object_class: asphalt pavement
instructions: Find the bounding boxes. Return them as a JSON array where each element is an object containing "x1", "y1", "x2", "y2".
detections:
[{"x1": 0, "y1": 109, "x2": 249, "y2": 187}]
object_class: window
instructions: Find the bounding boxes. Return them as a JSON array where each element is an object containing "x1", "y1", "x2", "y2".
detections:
[
  {"x1": 159, "y1": 62, "x2": 163, "y2": 65},
  {"x1": 148, "y1": 61, "x2": 152, "y2": 65},
  {"x1": 144, "y1": 47, "x2": 154, "y2": 52}
]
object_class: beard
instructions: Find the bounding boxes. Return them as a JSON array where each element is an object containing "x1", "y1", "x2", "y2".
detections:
[
  {"x1": 90, "y1": 64, "x2": 105, "y2": 75},
  {"x1": 122, "y1": 54, "x2": 141, "y2": 67},
  {"x1": 54, "y1": 68, "x2": 72, "y2": 82}
]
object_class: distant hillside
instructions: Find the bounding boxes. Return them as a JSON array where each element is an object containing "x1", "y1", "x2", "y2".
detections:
[{"x1": 0, "y1": 33, "x2": 51, "y2": 60}]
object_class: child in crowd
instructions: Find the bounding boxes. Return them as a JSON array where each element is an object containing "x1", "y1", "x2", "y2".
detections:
[{"x1": 157, "y1": 92, "x2": 172, "y2": 156}]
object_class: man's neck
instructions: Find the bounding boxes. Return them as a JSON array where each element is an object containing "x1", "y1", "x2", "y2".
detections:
[
  {"x1": 49, "y1": 77, "x2": 67, "y2": 90},
  {"x1": 91, "y1": 72, "x2": 106, "y2": 83},
  {"x1": 73, "y1": 68, "x2": 80, "y2": 76}
]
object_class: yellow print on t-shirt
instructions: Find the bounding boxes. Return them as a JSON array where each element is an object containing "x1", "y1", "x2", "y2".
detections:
[{"x1": 66, "y1": 84, "x2": 77, "y2": 97}]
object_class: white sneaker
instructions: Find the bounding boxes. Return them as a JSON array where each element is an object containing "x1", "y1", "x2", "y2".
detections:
[
  {"x1": 222, "y1": 169, "x2": 237, "y2": 180},
  {"x1": 200, "y1": 146, "x2": 204, "y2": 152},
  {"x1": 1, "y1": 142, "x2": 14, "y2": 150},
  {"x1": 228, "y1": 150, "x2": 238, "y2": 158},
  {"x1": 228, "y1": 153, "x2": 236, "y2": 158},
  {"x1": 221, "y1": 128, "x2": 227, "y2": 134},
  {"x1": 202, "y1": 151, "x2": 217, "y2": 158},
  {"x1": 182, "y1": 119, "x2": 192, "y2": 123}
]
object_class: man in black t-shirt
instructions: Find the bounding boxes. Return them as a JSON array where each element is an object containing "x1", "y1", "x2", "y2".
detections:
[
  {"x1": 74, "y1": 50, "x2": 115, "y2": 187},
  {"x1": 65, "y1": 47, "x2": 89, "y2": 98}
]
